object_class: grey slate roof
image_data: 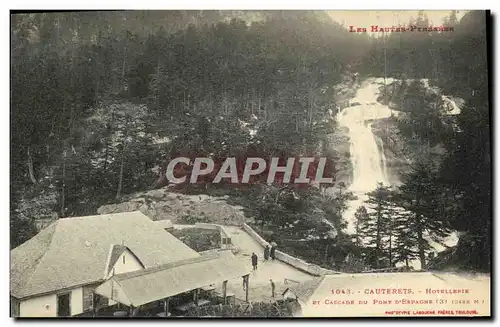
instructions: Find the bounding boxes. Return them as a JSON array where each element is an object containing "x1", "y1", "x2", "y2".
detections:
[
  {"x1": 95, "y1": 251, "x2": 251, "y2": 307},
  {"x1": 10, "y1": 211, "x2": 200, "y2": 299}
]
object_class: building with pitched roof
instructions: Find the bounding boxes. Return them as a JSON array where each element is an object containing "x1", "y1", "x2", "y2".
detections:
[
  {"x1": 10, "y1": 211, "x2": 250, "y2": 317},
  {"x1": 95, "y1": 251, "x2": 249, "y2": 310}
]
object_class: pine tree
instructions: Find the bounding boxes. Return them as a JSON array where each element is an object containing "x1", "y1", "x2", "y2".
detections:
[
  {"x1": 354, "y1": 206, "x2": 368, "y2": 248},
  {"x1": 357, "y1": 183, "x2": 396, "y2": 269},
  {"x1": 391, "y1": 211, "x2": 419, "y2": 268},
  {"x1": 396, "y1": 160, "x2": 452, "y2": 269}
]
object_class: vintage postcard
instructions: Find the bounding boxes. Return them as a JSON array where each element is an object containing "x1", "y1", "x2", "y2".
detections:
[{"x1": 10, "y1": 10, "x2": 491, "y2": 318}]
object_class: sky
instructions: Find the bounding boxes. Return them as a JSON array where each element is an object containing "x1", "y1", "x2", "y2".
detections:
[{"x1": 327, "y1": 10, "x2": 467, "y2": 30}]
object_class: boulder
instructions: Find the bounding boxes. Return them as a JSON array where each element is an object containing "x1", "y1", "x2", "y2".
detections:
[
  {"x1": 97, "y1": 189, "x2": 253, "y2": 225},
  {"x1": 97, "y1": 201, "x2": 142, "y2": 215}
]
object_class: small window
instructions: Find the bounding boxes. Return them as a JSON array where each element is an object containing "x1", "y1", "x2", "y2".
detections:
[
  {"x1": 57, "y1": 292, "x2": 71, "y2": 317},
  {"x1": 123, "y1": 255, "x2": 126, "y2": 264}
]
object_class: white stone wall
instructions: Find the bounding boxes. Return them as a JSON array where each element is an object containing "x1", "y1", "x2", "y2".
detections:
[{"x1": 19, "y1": 287, "x2": 85, "y2": 317}]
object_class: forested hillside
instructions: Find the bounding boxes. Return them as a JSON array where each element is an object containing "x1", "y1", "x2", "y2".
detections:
[
  {"x1": 358, "y1": 10, "x2": 490, "y2": 271},
  {"x1": 10, "y1": 11, "x2": 370, "y2": 248},
  {"x1": 10, "y1": 10, "x2": 491, "y2": 273}
]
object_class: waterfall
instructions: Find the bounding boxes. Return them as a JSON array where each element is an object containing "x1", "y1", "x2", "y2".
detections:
[
  {"x1": 336, "y1": 78, "x2": 395, "y2": 234},
  {"x1": 334, "y1": 77, "x2": 459, "y2": 269}
]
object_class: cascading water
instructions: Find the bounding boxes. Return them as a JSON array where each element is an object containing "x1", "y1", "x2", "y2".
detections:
[
  {"x1": 335, "y1": 77, "x2": 459, "y2": 269},
  {"x1": 337, "y1": 78, "x2": 395, "y2": 234}
]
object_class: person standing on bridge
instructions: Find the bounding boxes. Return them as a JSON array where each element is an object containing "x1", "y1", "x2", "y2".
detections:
[
  {"x1": 264, "y1": 245, "x2": 270, "y2": 260},
  {"x1": 270, "y1": 279, "x2": 275, "y2": 298},
  {"x1": 270, "y1": 244, "x2": 276, "y2": 260},
  {"x1": 251, "y1": 252, "x2": 258, "y2": 271}
]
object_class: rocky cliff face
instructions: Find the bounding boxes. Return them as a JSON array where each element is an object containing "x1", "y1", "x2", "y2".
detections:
[
  {"x1": 370, "y1": 80, "x2": 450, "y2": 186},
  {"x1": 370, "y1": 117, "x2": 410, "y2": 186},
  {"x1": 327, "y1": 126, "x2": 352, "y2": 186},
  {"x1": 97, "y1": 188, "x2": 253, "y2": 225}
]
